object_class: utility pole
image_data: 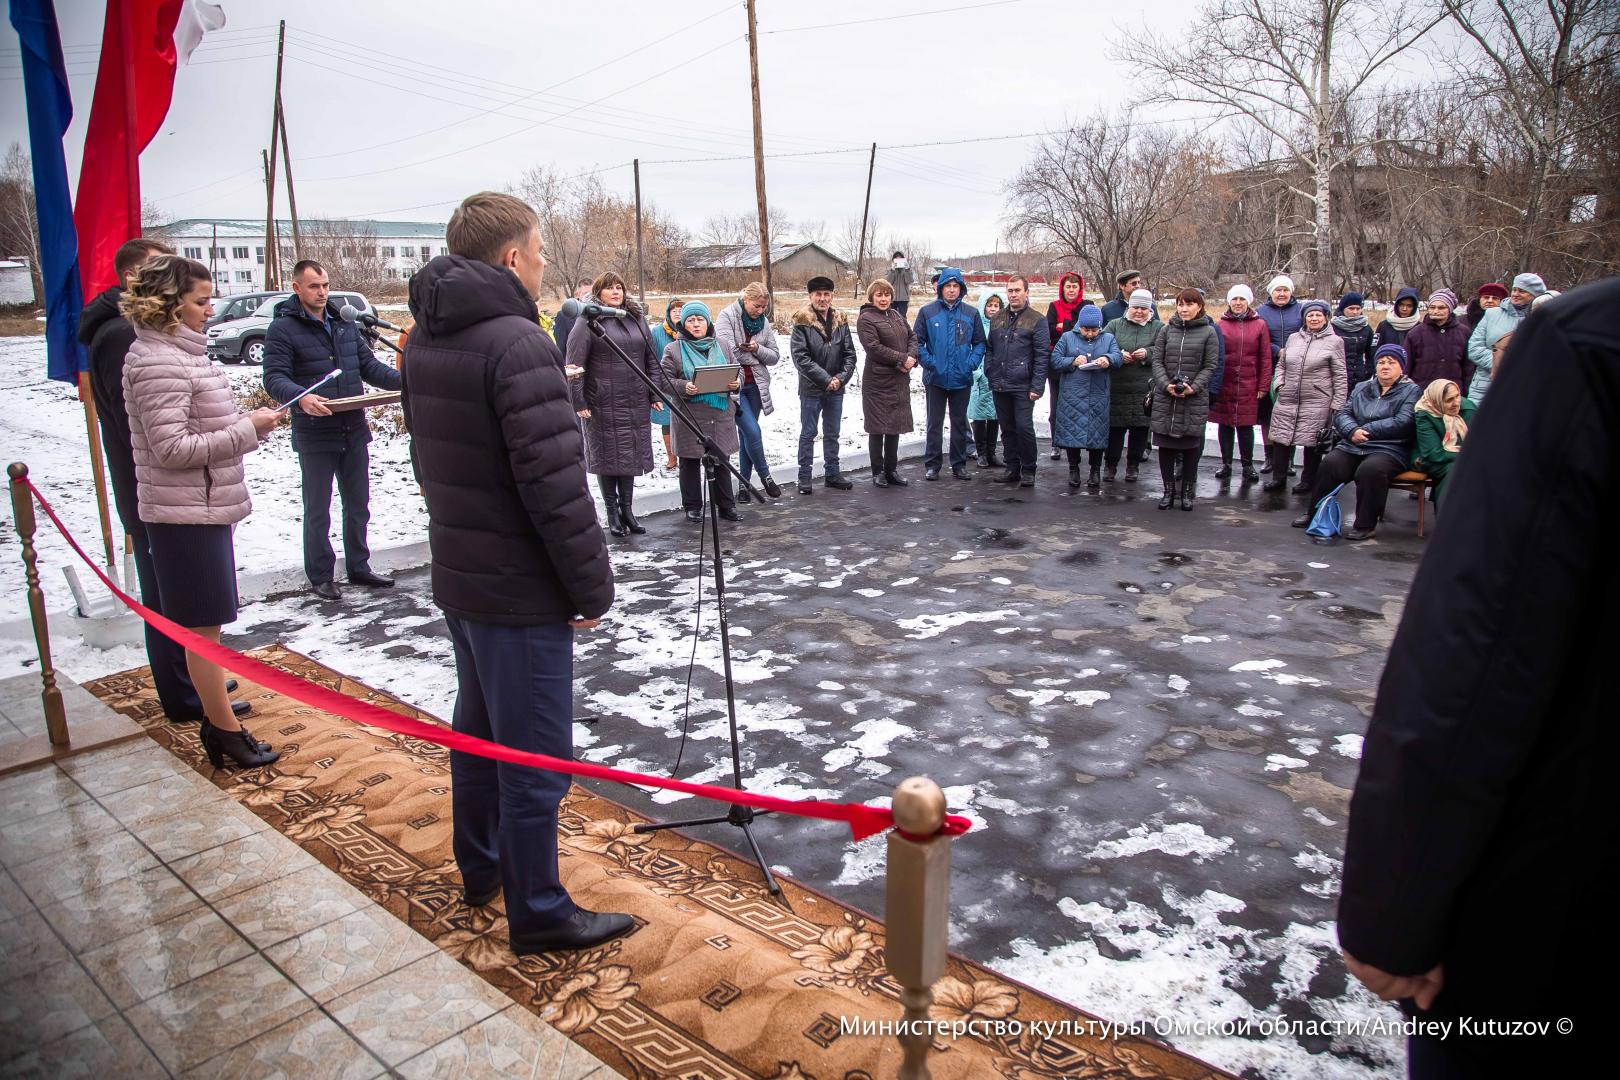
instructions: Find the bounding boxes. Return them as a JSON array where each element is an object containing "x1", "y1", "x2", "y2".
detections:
[
  {"x1": 633, "y1": 158, "x2": 646, "y2": 306},
  {"x1": 210, "y1": 222, "x2": 217, "y2": 287},
  {"x1": 278, "y1": 109, "x2": 301, "y2": 260},
  {"x1": 266, "y1": 20, "x2": 285, "y2": 283},
  {"x1": 854, "y1": 141, "x2": 876, "y2": 298},
  {"x1": 261, "y1": 149, "x2": 276, "y2": 290},
  {"x1": 745, "y1": 0, "x2": 773, "y2": 303}
]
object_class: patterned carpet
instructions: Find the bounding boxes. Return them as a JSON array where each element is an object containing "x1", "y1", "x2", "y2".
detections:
[{"x1": 86, "y1": 645, "x2": 1231, "y2": 1080}]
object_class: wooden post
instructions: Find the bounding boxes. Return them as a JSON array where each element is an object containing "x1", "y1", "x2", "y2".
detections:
[
  {"x1": 266, "y1": 21, "x2": 285, "y2": 286},
  {"x1": 262, "y1": 148, "x2": 277, "y2": 290},
  {"x1": 886, "y1": 776, "x2": 953, "y2": 1080},
  {"x1": 633, "y1": 158, "x2": 646, "y2": 306},
  {"x1": 855, "y1": 141, "x2": 876, "y2": 298},
  {"x1": 744, "y1": 0, "x2": 773, "y2": 304},
  {"x1": 7, "y1": 464, "x2": 69, "y2": 747},
  {"x1": 75, "y1": 375, "x2": 115, "y2": 567},
  {"x1": 278, "y1": 106, "x2": 301, "y2": 259}
]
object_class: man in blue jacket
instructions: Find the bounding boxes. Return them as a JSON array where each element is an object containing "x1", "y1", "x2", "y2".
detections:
[
  {"x1": 912, "y1": 267, "x2": 985, "y2": 480},
  {"x1": 263, "y1": 260, "x2": 402, "y2": 600}
]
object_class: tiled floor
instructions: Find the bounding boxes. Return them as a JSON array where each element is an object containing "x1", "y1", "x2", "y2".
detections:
[{"x1": 0, "y1": 737, "x2": 616, "y2": 1078}]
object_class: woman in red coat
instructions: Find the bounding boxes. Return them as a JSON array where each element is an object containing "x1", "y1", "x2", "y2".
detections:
[{"x1": 1210, "y1": 284, "x2": 1272, "y2": 483}]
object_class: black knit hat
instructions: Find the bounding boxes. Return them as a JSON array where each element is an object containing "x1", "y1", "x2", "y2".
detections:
[{"x1": 806, "y1": 275, "x2": 835, "y2": 294}]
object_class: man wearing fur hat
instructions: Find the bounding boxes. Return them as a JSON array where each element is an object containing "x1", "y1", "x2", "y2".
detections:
[{"x1": 790, "y1": 276, "x2": 858, "y2": 494}]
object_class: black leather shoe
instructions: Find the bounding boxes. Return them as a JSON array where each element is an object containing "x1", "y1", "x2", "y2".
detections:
[
  {"x1": 1262, "y1": 479, "x2": 1286, "y2": 493},
  {"x1": 825, "y1": 474, "x2": 853, "y2": 490},
  {"x1": 1291, "y1": 480, "x2": 1313, "y2": 494},
  {"x1": 464, "y1": 883, "x2": 501, "y2": 908},
  {"x1": 1124, "y1": 464, "x2": 1139, "y2": 482},
  {"x1": 1214, "y1": 462, "x2": 1233, "y2": 479},
  {"x1": 718, "y1": 507, "x2": 743, "y2": 522},
  {"x1": 1087, "y1": 466, "x2": 1101, "y2": 490},
  {"x1": 735, "y1": 486, "x2": 754, "y2": 504},
  {"x1": 1019, "y1": 475, "x2": 1036, "y2": 487},
  {"x1": 1069, "y1": 467, "x2": 1082, "y2": 489},
  {"x1": 510, "y1": 909, "x2": 635, "y2": 955},
  {"x1": 349, "y1": 570, "x2": 394, "y2": 588},
  {"x1": 1158, "y1": 490, "x2": 1176, "y2": 510},
  {"x1": 953, "y1": 468, "x2": 972, "y2": 480},
  {"x1": 994, "y1": 471, "x2": 1021, "y2": 484},
  {"x1": 884, "y1": 472, "x2": 909, "y2": 487},
  {"x1": 226, "y1": 679, "x2": 238, "y2": 693},
  {"x1": 872, "y1": 472, "x2": 891, "y2": 488},
  {"x1": 1343, "y1": 526, "x2": 1377, "y2": 541},
  {"x1": 763, "y1": 478, "x2": 782, "y2": 498},
  {"x1": 798, "y1": 483, "x2": 813, "y2": 495},
  {"x1": 311, "y1": 581, "x2": 340, "y2": 601},
  {"x1": 925, "y1": 469, "x2": 940, "y2": 481},
  {"x1": 1292, "y1": 513, "x2": 1312, "y2": 528},
  {"x1": 1242, "y1": 464, "x2": 1260, "y2": 483},
  {"x1": 685, "y1": 508, "x2": 704, "y2": 522},
  {"x1": 1103, "y1": 465, "x2": 1117, "y2": 482},
  {"x1": 1049, "y1": 448, "x2": 1061, "y2": 460},
  {"x1": 1260, "y1": 459, "x2": 1274, "y2": 474}
]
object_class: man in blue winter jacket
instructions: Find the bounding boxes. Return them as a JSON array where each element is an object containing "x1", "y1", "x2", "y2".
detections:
[{"x1": 913, "y1": 267, "x2": 986, "y2": 480}]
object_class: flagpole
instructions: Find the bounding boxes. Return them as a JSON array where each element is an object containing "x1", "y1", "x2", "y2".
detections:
[{"x1": 77, "y1": 376, "x2": 115, "y2": 567}]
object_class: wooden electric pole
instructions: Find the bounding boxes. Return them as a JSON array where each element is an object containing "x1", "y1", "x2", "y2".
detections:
[
  {"x1": 278, "y1": 109, "x2": 301, "y2": 260},
  {"x1": 633, "y1": 158, "x2": 645, "y2": 306},
  {"x1": 266, "y1": 20, "x2": 285, "y2": 282},
  {"x1": 855, "y1": 141, "x2": 876, "y2": 298},
  {"x1": 745, "y1": 0, "x2": 773, "y2": 303},
  {"x1": 261, "y1": 149, "x2": 277, "y2": 289}
]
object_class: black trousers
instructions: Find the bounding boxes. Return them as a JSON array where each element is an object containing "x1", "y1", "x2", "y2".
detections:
[
  {"x1": 1217, "y1": 424, "x2": 1256, "y2": 463},
  {"x1": 1308, "y1": 448, "x2": 1403, "y2": 530},
  {"x1": 1106, "y1": 425, "x2": 1149, "y2": 468},
  {"x1": 1066, "y1": 448, "x2": 1103, "y2": 467},
  {"x1": 678, "y1": 456, "x2": 735, "y2": 511},
  {"x1": 868, "y1": 433, "x2": 899, "y2": 475},
  {"x1": 893, "y1": 301, "x2": 909, "y2": 320},
  {"x1": 1267, "y1": 442, "x2": 1321, "y2": 485},
  {"x1": 970, "y1": 419, "x2": 999, "y2": 460},
  {"x1": 992, "y1": 390, "x2": 1038, "y2": 477},
  {"x1": 127, "y1": 520, "x2": 203, "y2": 717},
  {"x1": 298, "y1": 435, "x2": 372, "y2": 584},
  {"x1": 1159, "y1": 446, "x2": 1202, "y2": 489}
]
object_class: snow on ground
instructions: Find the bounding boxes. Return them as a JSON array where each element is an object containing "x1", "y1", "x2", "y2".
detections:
[{"x1": 0, "y1": 322, "x2": 923, "y2": 623}]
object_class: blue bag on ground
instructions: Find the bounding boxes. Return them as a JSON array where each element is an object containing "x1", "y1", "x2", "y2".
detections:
[{"x1": 1306, "y1": 484, "x2": 1346, "y2": 539}]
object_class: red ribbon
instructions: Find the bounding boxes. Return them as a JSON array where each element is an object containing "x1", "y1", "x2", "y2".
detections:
[{"x1": 16, "y1": 477, "x2": 972, "y2": 842}]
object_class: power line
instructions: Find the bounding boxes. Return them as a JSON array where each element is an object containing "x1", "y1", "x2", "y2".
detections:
[{"x1": 762, "y1": 0, "x2": 1029, "y2": 34}]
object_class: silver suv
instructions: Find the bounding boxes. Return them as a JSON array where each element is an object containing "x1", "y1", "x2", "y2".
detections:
[{"x1": 207, "y1": 292, "x2": 374, "y2": 364}]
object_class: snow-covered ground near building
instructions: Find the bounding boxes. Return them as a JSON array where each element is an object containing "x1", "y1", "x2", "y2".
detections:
[{"x1": 0, "y1": 322, "x2": 921, "y2": 623}]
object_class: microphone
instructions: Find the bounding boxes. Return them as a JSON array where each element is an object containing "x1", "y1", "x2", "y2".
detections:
[
  {"x1": 559, "y1": 297, "x2": 630, "y2": 320},
  {"x1": 340, "y1": 304, "x2": 403, "y2": 333}
]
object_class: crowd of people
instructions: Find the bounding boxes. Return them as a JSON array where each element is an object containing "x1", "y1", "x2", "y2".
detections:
[{"x1": 559, "y1": 258, "x2": 1558, "y2": 539}]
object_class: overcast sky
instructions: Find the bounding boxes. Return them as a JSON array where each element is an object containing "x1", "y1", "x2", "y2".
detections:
[{"x1": 3, "y1": 0, "x2": 1444, "y2": 256}]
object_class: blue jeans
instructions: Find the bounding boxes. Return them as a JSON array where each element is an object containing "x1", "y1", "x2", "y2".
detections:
[
  {"x1": 446, "y1": 614, "x2": 577, "y2": 938},
  {"x1": 924, "y1": 384, "x2": 971, "y2": 472},
  {"x1": 736, "y1": 384, "x2": 772, "y2": 484},
  {"x1": 798, "y1": 392, "x2": 845, "y2": 482}
]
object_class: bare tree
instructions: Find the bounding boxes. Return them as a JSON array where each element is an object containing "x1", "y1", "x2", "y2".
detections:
[
  {"x1": 297, "y1": 218, "x2": 390, "y2": 296},
  {"x1": 1125, "y1": 0, "x2": 1445, "y2": 295},
  {"x1": 1438, "y1": 0, "x2": 1620, "y2": 274},
  {"x1": 1005, "y1": 115, "x2": 1220, "y2": 287},
  {"x1": 0, "y1": 143, "x2": 43, "y2": 302}
]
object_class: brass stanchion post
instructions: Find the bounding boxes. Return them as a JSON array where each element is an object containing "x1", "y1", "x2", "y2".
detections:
[
  {"x1": 7, "y1": 463, "x2": 69, "y2": 746},
  {"x1": 886, "y1": 776, "x2": 953, "y2": 1079}
]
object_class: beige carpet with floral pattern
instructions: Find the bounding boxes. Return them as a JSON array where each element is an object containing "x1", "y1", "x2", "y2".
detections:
[{"x1": 86, "y1": 645, "x2": 1232, "y2": 1080}]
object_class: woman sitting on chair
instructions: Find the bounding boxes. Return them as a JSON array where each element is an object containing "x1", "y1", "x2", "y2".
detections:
[{"x1": 1413, "y1": 379, "x2": 1477, "y2": 506}]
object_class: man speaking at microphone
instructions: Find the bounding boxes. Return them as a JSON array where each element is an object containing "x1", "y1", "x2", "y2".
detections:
[
  {"x1": 402, "y1": 191, "x2": 630, "y2": 953},
  {"x1": 263, "y1": 260, "x2": 401, "y2": 600}
]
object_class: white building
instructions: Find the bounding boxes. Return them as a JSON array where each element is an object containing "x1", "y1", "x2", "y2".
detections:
[
  {"x1": 147, "y1": 218, "x2": 449, "y2": 295},
  {"x1": 0, "y1": 259, "x2": 34, "y2": 305}
]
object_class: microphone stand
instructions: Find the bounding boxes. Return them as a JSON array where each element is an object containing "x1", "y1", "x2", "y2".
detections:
[
  {"x1": 358, "y1": 326, "x2": 402, "y2": 355},
  {"x1": 578, "y1": 312, "x2": 780, "y2": 895}
]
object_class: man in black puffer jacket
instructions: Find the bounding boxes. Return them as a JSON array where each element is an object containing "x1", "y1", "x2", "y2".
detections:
[
  {"x1": 262, "y1": 260, "x2": 401, "y2": 599},
  {"x1": 984, "y1": 275, "x2": 1051, "y2": 485},
  {"x1": 403, "y1": 191, "x2": 627, "y2": 956}
]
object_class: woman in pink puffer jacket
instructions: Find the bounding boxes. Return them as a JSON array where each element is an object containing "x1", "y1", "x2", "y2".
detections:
[{"x1": 121, "y1": 256, "x2": 281, "y2": 769}]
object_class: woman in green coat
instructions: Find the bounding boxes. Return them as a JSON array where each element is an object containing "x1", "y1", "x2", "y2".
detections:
[
  {"x1": 1412, "y1": 378, "x2": 1477, "y2": 505},
  {"x1": 1101, "y1": 288, "x2": 1159, "y2": 482}
]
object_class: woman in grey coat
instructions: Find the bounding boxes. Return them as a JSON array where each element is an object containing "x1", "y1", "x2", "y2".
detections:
[
  {"x1": 1149, "y1": 288, "x2": 1220, "y2": 510},
  {"x1": 567, "y1": 271, "x2": 661, "y2": 536},
  {"x1": 659, "y1": 301, "x2": 742, "y2": 522},
  {"x1": 1264, "y1": 299, "x2": 1348, "y2": 495},
  {"x1": 714, "y1": 281, "x2": 783, "y2": 500}
]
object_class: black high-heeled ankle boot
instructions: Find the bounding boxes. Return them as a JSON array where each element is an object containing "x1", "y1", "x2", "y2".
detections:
[{"x1": 203, "y1": 723, "x2": 280, "y2": 770}]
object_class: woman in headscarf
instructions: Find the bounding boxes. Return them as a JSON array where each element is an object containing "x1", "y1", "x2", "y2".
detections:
[
  {"x1": 567, "y1": 271, "x2": 661, "y2": 537},
  {"x1": 1210, "y1": 283, "x2": 1272, "y2": 483},
  {"x1": 1043, "y1": 272, "x2": 1087, "y2": 458},
  {"x1": 648, "y1": 297, "x2": 683, "y2": 470},
  {"x1": 856, "y1": 278, "x2": 919, "y2": 486},
  {"x1": 658, "y1": 301, "x2": 741, "y2": 522},
  {"x1": 1265, "y1": 298, "x2": 1347, "y2": 495},
  {"x1": 1464, "y1": 282, "x2": 1507, "y2": 331},
  {"x1": 1373, "y1": 287, "x2": 1423, "y2": 352},
  {"x1": 715, "y1": 281, "x2": 783, "y2": 500},
  {"x1": 1412, "y1": 378, "x2": 1477, "y2": 506},
  {"x1": 968, "y1": 287, "x2": 1006, "y2": 468}
]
